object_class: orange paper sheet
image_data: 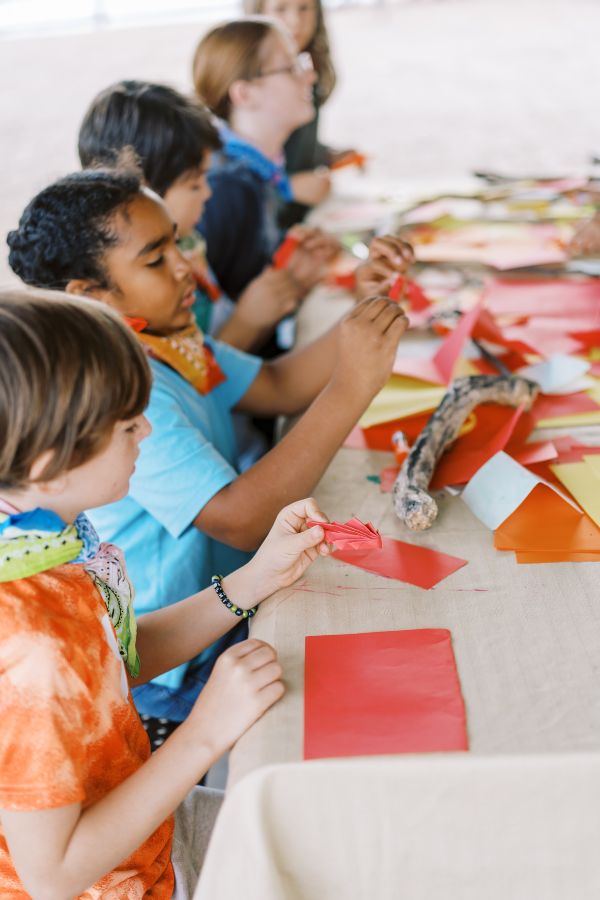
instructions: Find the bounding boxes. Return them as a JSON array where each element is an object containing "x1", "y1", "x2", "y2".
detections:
[
  {"x1": 304, "y1": 629, "x2": 469, "y2": 760},
  {"x1": 332, "y1": 536, "x2": 467, "y2": 589},
  {"x1": 494, "y1": 483, "x2": 600, "y2": 555}
]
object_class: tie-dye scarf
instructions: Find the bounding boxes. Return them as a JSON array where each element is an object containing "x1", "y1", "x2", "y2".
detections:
[{"x1": 0, "y1": 508, "x2": 140, "y2": 677}]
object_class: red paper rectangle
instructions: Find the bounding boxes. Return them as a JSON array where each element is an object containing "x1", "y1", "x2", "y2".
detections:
[
  {"x1": 304, "y1": 629, "x2": 469, "y2": 760},
  {"x1": 332, "y1": 536, "x2": 467, "y2": 589},
  {"x1": 273, "y1": 234, "x2": 300, "y2": 269}
]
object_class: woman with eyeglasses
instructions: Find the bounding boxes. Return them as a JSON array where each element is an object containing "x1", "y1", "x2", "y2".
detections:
[
  {"x1": 192, "y1": 17, "x2": 340, "y2": 357},
  {"x1": 244, "y1": 0, "x2": 358, "y2": 227}
]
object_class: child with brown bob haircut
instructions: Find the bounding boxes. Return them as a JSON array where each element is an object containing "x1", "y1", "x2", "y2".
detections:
[{"x1": 0, "y1": 288, "x2": 331, "y2": 898}]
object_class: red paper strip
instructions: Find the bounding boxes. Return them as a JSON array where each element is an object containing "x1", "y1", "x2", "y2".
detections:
[
  {"x1": 429, "y1": 404, "x2": 524, "y2": 489},
  {"x1": 304, "y1": 629, "x2": 469, "y2": 760},
  {"x1": 273, "y1": 234, "x2": 300, "y2": 269},
  {"x1": 329, "y1": 150, "x2": 367, "y2": 171},
  {"x1": 388, "y1": 276, "x2": 432, "y2": 311},
  {"x1": 307, "y1": 517, "x2": 382, "y2": 550},
  {"x1": 332, "y1": 536, "x2": 467, "y2": 589}
]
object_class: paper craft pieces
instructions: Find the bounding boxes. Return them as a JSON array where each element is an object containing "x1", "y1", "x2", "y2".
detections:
[
  {"x1": 388, "y1": 276, "x2": 432, "y2": 312},
  {"x1": 483, "y1": 278, "x2": 600, "y2": 320},
  {"x1": 306, "y1": 517, "x2": 382, "y2": 550},
  {"x1": 429, "y1": 404, "x2": 524, "y2": 490},
  {"x1": 272, "y1": 234, "x2": 300, "y2": 269},
  {"x1": 329, "y1": 150, "x2": 367, "y2": 171},
  {"x1": 332, "y1": 537, "x2": 467, "y2": 589},
  {"x1": 517, "y1": 355, "x2": 591, "y2": 395},
  {"x1": 303, "y1": 629, "x2": 469, "y2": 760},
  {"x1": 461, "y1": 451, "x2": 578, "y2": 531},
  {"x1": 392, "y1": 301, "x2": 483, "y2": 385},
  {"x1": 409, "y1": 222, "x2": 568, "y2": 269},
  {"x1": 494, "y1": 485, "x2": 600, "y2": 556}
]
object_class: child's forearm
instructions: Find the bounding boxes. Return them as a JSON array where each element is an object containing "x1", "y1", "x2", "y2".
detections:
[
  {"x1": 214, "y1": 310, "x2": 269, "y2": 352},
  {"x1": 133, "y1": 563, "x2": 261, "y2": 684},
  {"x1": 195, "y1": 377, "x2": 374, "y2": 550},
  {"x1": 237, "y1": 324, "x2": 339, "y2": 417},
  {"x1": 1, "y1": 719, "x2": 217, "y2": 900}
]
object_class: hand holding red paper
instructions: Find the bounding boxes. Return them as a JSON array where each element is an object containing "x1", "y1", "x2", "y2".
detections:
[
  {"x1": 273, "y1": 226, "x2": 340, "y2": 295},
  {"x1": 248, "y1": 498, "x2": 331, "y2": 598},
  {"x1": 306, "y1": 516, "x2": 382, "y2": 550},
  {"x1": 354, "y1": 235, "x2": 415, "y2": 301}
]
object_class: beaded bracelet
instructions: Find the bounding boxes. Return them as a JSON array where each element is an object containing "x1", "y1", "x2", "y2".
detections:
[{"x1": 211, "y1": 574, "x2": 257, "y2": 619}]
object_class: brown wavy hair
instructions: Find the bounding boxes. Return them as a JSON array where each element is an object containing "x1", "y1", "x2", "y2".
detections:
[
  {"x1": 192, "y1": 18, "x2": 278, "y2": 122},
  {"x1": 242, "y1": 1, "x2": 336, "y2": 103},
  {"x1": 0, "y1": 288, "x2": 151, "y2": 488}
]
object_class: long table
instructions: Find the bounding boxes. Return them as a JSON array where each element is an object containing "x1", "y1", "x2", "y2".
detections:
[{"x1": 195, "y1": 282, "x2": 600, "y2": 900}]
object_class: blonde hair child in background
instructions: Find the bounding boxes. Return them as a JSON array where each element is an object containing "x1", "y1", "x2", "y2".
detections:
[
  {"x1": 244, "y1": 0, "x2": 358, "y2": 226},
  {"x1": 0, "y1": 289, "x2": 331, "y2": 898}
]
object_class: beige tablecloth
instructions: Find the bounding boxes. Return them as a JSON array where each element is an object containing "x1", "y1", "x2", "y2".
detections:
[
  {"x1": 195, "y1": 754, "x2": 600, "y2": 900},
  {"x1": 198, "y1": 282, "x2": 600, "y2": 897}
]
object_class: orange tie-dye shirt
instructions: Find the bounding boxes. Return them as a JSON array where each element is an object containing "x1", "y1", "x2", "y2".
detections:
[{"x1": 0, "y1": 563, "x2": 174, "y2": 898}]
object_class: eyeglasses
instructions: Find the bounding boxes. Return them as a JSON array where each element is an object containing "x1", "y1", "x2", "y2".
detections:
[{"x1": 256, "y1": 51, "x2": 314, "y2": 80}]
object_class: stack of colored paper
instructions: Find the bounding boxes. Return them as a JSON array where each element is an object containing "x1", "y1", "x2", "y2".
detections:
[{"x1": 462, "y1": 451, "x2": 600, "y2": 563}]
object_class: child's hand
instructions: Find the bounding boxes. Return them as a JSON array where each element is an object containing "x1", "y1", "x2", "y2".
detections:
[
  {"x1": 237, "y1": 267, "x2": 303, "y2": 328},
  {"x1": 355, "y1": 235, "x2": 415, "y2": 300},
  {"x1": 333, "y1": 296, "x2": 408, "y2": 399},
  {"x1": 189, "y1": 639, "x2": 285, "y2": 754},
  {"x1": 568, "y1": 213, "x2": 600, "y2": 257},
  {"x1": 285, "y1": 226, "x2": 341, "y2": 294},
  {"x1": 290, "y1": 169, "x2": 332, "y2": 206},
  {"x1": 248, "y1": 498, "x2": 331, "y2": 598}
]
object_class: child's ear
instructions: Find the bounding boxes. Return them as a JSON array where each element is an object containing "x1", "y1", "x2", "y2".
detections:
[
  {"x1": 65, "y1": 279, "x2": 105, "y2": 301},
  {"x1": 229, "y1": 79, "x2": 255, "y2": 110},
  {"x1": 28, "y1": 450, "x2": 66, "y2": 496}
]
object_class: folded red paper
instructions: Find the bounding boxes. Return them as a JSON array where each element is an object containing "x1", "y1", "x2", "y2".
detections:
[
  {"x1": 304, "y1": 629, "x2": 469, "y2": 760},
  {"x1": 306, "y1": 517, "x2": 382, "y2": 550},
  {"x1": 272, "y1": 234, "x2": 300, "y2": 269},
  {"x1": 332, "y1": 536, "x2": 467, "y2": 589}
]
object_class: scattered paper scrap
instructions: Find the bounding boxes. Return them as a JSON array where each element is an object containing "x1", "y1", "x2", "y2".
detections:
[
  {"x1": 462, "y1": 451, "x2": 578, "y2": 531},
  {"x1": 517, "y1": 354, "x2": 591, "y2": 395},
  {"x1": 272, "y1": 234, "x2": 300, "y2": 269},
  {"x1": 550, "y1": 461, "x2": 600, "y2": 529},
  {"x1": 332, "y1": 537, "x2": 467, "y2": 589},
  {"x1": 304, "y1": 629, "x2": 469, "y2": 760}
]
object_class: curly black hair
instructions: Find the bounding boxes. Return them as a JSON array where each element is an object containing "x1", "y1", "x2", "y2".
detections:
[
  {"x1": 78, "y1": 80, "x2": 221, "y2": 196},
  {"x1": 7, "y1": 169, "x2": 142, "y2": 291}
]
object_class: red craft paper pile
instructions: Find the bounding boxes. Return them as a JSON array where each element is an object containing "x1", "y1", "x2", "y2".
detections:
[
  {"x1": 304, "y1": 629, "x2": 469, "y2": 760},
  {"x1": 306, "y1": 517, "x2": 382, "y2": 550}
]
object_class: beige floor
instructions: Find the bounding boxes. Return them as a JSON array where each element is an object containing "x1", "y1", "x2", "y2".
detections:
[{"x1": 1, "y1": 0, "x2": 599, "y2": 284}]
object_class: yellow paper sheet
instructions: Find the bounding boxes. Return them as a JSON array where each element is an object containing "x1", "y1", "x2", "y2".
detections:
[
  {"x1": 359, "y1": 375, "x2": 445, "y2": 429},
  {"x1": 550, "y1": 461, "x2": 600, "y2": 528},
  {"x1": 583, "y1": 455, "x2": 600, "y2": 479},
  {"x1": 536, "y1": 411, "x2": 600, "y2": 429}
]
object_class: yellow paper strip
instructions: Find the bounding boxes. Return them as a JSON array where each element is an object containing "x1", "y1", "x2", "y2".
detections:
[
  {"x1": 359, "y1": 375, "x2": 444, "y2": 429},
  {"x1": 550, "y1": 461, "x2": 600, "y2": 528},
  {"x1": 583, "y1": 455, "x2": 600, "y2": 479}
]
